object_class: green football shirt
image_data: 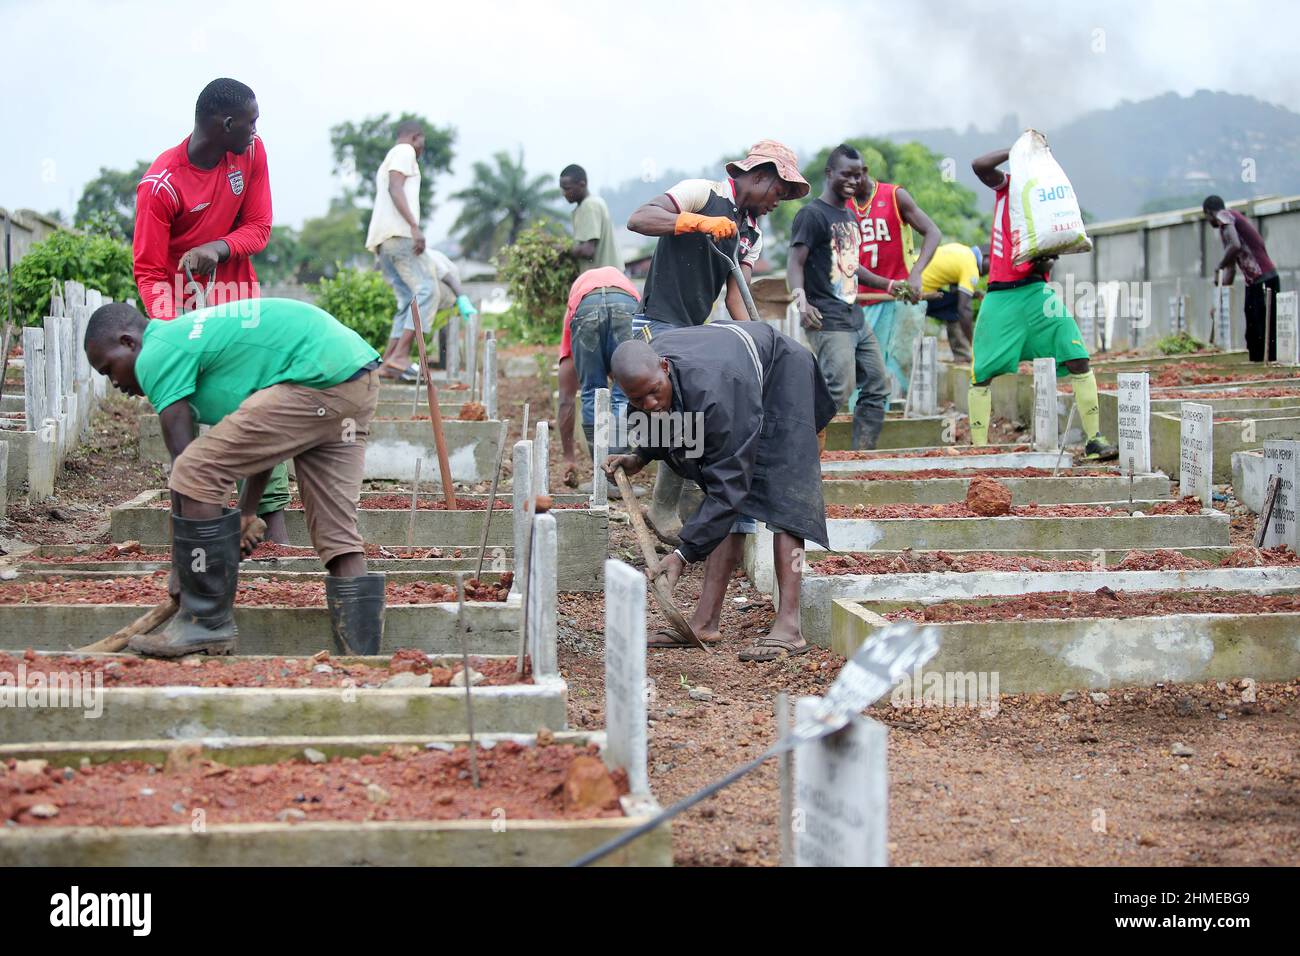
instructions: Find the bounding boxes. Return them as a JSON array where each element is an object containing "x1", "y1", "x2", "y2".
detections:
[{"x1": 134, "y1": 298, "x2": 380, "y2": 424}]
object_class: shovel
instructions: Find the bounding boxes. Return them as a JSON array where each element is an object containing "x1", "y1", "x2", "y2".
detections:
[
  {"x1": 707, "y1": 238, "x2": 761, "y2": 322},
  {"x1": 613, "y1": 466, "x2": 706, "y2": 650}
]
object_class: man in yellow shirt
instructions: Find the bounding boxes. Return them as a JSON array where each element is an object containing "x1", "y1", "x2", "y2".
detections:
[{"x1": 921, "y1": 242, "x2": 987, "y2": 362}]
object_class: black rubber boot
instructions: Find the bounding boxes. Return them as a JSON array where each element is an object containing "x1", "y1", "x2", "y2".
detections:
[
  {"x1": 130, "y1": 509, "x2": 241, "y2": 658},
  {"x1": 325, "y1": 573, "x2": 386, "y2": 655},
  {"x1": 853, "y1": 404, "x2": 886, "y2": 451}
]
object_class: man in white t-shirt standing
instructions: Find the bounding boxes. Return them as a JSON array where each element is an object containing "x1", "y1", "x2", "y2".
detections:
[{"x1": 367, "y1": 121, "x2": 434, "y2": 381}]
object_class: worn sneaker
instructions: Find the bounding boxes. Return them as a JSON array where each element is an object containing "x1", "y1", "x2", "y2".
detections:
[{"x1": 1083, "y1": 435, "x2": 1119, "y2": 461}]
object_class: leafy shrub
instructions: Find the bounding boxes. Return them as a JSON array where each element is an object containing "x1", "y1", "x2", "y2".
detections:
[
  {"x1": 313, "y1": 268, "x2": 396, "y2": 349},
  {"x1": 1154, "y1": 331, "x2": 1207, "y2": 355},
  {"x1": 493, "y1": 221, "x2": 578, "y2": 345},
  {"x1": 1, "y1": 230, "x2": 136, "y2": 324}
]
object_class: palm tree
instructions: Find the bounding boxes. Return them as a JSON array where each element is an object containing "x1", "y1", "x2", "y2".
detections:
[{"x1": 451, "y1": 148, "x2": 566, "y2": 259}]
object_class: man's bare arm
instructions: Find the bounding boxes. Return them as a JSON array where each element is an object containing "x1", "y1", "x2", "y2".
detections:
[
  {"x1": 571, "y1": 239, "x2": 597, "y2": 260},
  {"x1": 388, "y1": 170, "x2": 425, "y2": 254},
  {"x1": 723, "y1": 263, "x2": 754, "y2": 320},
  {"x1": 971, "y1": 148, "x2": 1010, "y2": 190},
  {"x1": 1215, "y1": 215, "x2": 1243, "y2": 274},
  {"x1": 627, "y1": 196, "x2": 679, "y2": 237},
  {"x1": 898, "y1": 188, "x2": 942, "y2": 290}
]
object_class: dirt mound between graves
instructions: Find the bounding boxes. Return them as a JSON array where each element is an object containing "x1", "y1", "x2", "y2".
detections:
[
  {"x1": 889, "y1": 588, "x2": 1300, "y2": 623},
  {"x1": 825, "y1": 502, "x2": 1122, "y2": 520}
]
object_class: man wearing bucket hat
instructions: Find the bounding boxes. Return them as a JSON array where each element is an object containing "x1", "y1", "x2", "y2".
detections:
[{"x1": 625, "y1": 139, "x2": 808, "y2": 542}]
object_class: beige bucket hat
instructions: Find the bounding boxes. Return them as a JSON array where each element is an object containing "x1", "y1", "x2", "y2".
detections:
[{"x1": 725, "y1": 139, "x2": 810, "y2": 199}]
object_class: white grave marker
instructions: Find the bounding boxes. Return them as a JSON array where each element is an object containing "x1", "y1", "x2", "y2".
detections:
[
  {"x1": 509, "y1": 439, "x2": 532, "y2": 598},
  {"x1": 1275, "y1": 291, "x2": 1299, "y2": 366},
  {"x1": 906, "y1": 337, "x2": 938, "y2": 417},
  {"x1": 525, "y1": 512, "x2": 557, "y2": 677},
  {"x1": 1179, "y1": 402, "x2": 1214, "y2": 505},
  {"x1": 1167, "y1": 294, "x2": 1186, "y2": 336},
  {"x1": 793, "y1": 697, "x2": 888, "y2": 867},
  {"x1": 1262, "y1": 440, "x2": 1299, "y2": 550},
  {"x1": 1115, "y1": 372, "x2": 1151, "y2": 475},
  {"x1": 603, "y1": 559, "x2": 649, "y2": 795},
  {"x1": 533, "y1": 421, "x2": 549, "y2": 497},
  {"x1": 1216, "y1": 282, "x2": 1233, "y2": 350},
  {"x1": 482, "y1": 331, "x2": 498, "y2": 419},
  {"x1": 1032, "y1": 357, "x2": 1058, "y2": 451},
  {"x1": 592, "y1": 388, "x2": 611, "y2": 508}
]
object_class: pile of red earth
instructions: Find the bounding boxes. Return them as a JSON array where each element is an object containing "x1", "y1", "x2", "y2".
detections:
[
  {"x1": 825, "y1": 502, "x2": 1123, "y2": 519},
  {"x1": 1, "y1": 743, "x2": 628, "y2": 826},
  {"x1": 830, "y1": 467, "x2": 1110, "y2": 481},
  {"x1": 1152, "y1": 386, "x2": 1300, "y2": 400},
  {"x1": 811, "y1": 545, "x2": 1300, "y2": 576},
  {"x1": 1146, "y1": 496, "x2": 1206, "y2": 515},
  {"x1": 1145, "y1": 364, "x2": 1300, "y2": 388},
  {"x1": 822, "y1": 445, "x2": 1031, "y2": 461},
  {"x1": 26, "y1": 543, "x2": 469, "y2": 563},
  {"x1": 458, "y1": 401, "x2": 488, "y2": 421},
  {"x1": 889, "y1": 588, "x2": 1300, "y2": 624},
  {"x1": 342, "y1": 495, "x2": 583, "y2": 511},
  {"x1": 0, "y1": 574, "x2": 512, "y2": 606},
  {"x1": 0, "y1": 647, "x2": 529, "y2": 689}
]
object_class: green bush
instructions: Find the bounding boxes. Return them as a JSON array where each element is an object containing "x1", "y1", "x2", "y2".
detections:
[
  {"x1": 0, "y1": 230, "x2": 136, "y2": 324},
  {"x1": 493, "y1": 221, "x2": 577, "y2": 345},
  {"x1": 1154, "y1": 331, "x2": 1207, "y2": 355},
  {"x1": 313, "y1": 268, "x2": 397, "y2": 349}
]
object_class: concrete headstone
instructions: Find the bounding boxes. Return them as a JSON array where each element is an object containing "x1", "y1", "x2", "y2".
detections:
[
  {"x1": 1032, "y1": 357, "x2": 1058, "y2": 452},
  {"x1": 482, "y1": 332, "x2": 498, "y2": 420},
  {"x1": 1216, "y1": 283, "x2": 1233, "y2": 350},
  {"x1": 1167, "y1": 294, "x2": 1186, "y2": 336},
  {"x1": 533, "y1": 421, "x2": 549, "y2": 497},
  {"x1": 603, "y1": 559, "x2": 648, "y2": 795},
  {"x1": 1275, "y1": 291, "x2": 1299, "y2": 366},
  {"x1": 907, "y1": 337, "x2": 938, "y2": 417},
  {"x1": 1179, "y1": 402, "x2": 1214, "y2": 505},
  {"x1": 510, "y1": 439, "x2": 532, "y2": 598},
  {"x1": 793, "y1": 697, "x2": 888, "y2": 867},
  {"x1": 592, "y1": 388, "x2": 610, "y2": 508},
  {"x1": 525, "y1": 512, "x2": 557, "y2": 677},
  {"x1": 22, "y1": 327, "x2": 46, "y2": 428},
  {"x1": 1262, "y1": 440, "x2": 1299, "y2": 550},
  {"x1": 1116, "y1": 372, "x2": 1151, "y2": 475}
]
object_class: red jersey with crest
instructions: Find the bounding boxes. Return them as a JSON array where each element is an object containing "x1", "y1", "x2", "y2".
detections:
[
  {"x1": 988, "y1": 177, "x2": 1040, "y2": 285},
  {"x1": 848, "y1": 181, "x2": 909, "y2": 301},
  {"x1": 133, "y1": 135, "x2": 272, "y2": 320}
]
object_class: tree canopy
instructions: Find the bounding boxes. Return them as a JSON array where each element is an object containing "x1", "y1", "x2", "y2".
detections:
[
  {"x1": 330, "y1": 112, "x2": 455, "y2": 221},
  {"x1": 451, "y1": 149, "x2": 566, "y2": 259},
  {"x1": 74, "y1": 161, "x2": 149, "y2": 240}
]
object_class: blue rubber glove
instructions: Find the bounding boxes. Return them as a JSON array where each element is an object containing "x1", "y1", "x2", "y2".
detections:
[{"x1": 456, "y1": 294, "x2": 478, "y2": 318}]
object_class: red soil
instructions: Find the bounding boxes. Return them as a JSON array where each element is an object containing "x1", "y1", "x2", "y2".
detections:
[
  {"x1": 822, "y1": 445, "x2": 1032, "y2": 461},
  {"x1": 27, "y1": 543, "x2": 471, "y2": 564},
  {"x1": 889, "y1": 588, "x2": 1300, "y2": 624},
  {"x1": 0, "y1": 574, "x2": 512, "y2": 606},
  {"x1": 1151, "y1": 386, "x2": 1300, "y2": 400},
  {"x1": 0, "y1": 648, "x2": 529, "y2": 689},
  {"x1": 811, "y1": 545, "x2": 1300, "y2": 576},
  {"x1": 1, "y1": 742, "x2": 627, "y2": 827}
]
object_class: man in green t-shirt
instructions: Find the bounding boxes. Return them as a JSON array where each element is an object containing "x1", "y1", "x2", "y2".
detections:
[
  {"x1": 560, "y1": 164, "x2": 625, "y2": 272},
  {"x1": 85, "y1": 298, "x2": 385, "y2": 658}
]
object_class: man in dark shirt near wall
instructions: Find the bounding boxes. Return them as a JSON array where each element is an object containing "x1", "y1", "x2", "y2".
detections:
[
  {"x1": 787, "y1": 144, "x2": 901, "y2": 449},
  {"x1": 625, "y1": 140, "x2": 808, "y2": 540},
  {"x1": 1204, "y1": 195, "x2": 1281, "y2": 361}
]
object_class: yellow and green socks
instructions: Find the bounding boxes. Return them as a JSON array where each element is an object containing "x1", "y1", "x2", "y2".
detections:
[
  {"x1": 968, "y1": 385, "x2": 991, "y2": 445},
  {"x1": 1069, "y1": 371, "x2": 1102, "y2": 441}
]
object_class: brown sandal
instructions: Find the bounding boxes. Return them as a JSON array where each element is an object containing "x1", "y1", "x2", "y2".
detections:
[
  {"x1": 647, "y1": 627, "x2": 700, "y2": 649},
  {"x1": 739, "y1": 636, "x2": 811, "y2": 662}
]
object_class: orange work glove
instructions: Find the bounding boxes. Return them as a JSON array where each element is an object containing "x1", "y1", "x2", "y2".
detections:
[{"x1": 675, "y1": 212, "x2": 738, "y2": 241}]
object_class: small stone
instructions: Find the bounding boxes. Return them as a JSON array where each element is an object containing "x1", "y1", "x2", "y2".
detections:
[
  {"x1": 1055, "y1": 714, "x2": 1071, "y2": 726},
  {"x1": 275, "y1": 808, "x2": 307, "y2": 822},
  {"x1": 303, "y1": 748, "x2": 327, "y2": 765},
  {"x1": 424, "y1": 742, "x2": 454, "y2": 752},
  {"x1": 1216, "y1": 682, "x2": 1228, "y2": 692},
  {"x1": 654, "y1": 762, "x2": 673, "y2": 774},
  {"x1": 1058, "y1": 691, "x2": 1079, "y2": 703},
  {"x1": 1089, "y1": 692, "x2": 1110, "y2": 706},
  {"x1": 0, "y1": 568, "x2": 18, "y2": 581},
  {"x1": 62, "y1": 768, "x2": 75, "y2": 781},
  {"x1": 313, "y1": 663, "x2": 334, "y2": 674},
  {"x1": 27, "y1": 804, "x2": 59, "y2": 819},
  {"x1": 450, "y1": 668, "x2": 484, "y2": 687},
  {"x1": 1239, "y1": 678, "x2": 1257, "y2": 703},
  {"x1": 1138, "y1": 834, "x2": 1159, "y2": 847},
  {"x1": 365, "y1": 783, "x2": 391, "y2": 804},
  {"x1": 381, "y1": 671, "x2": 432, "y2": 689},
  {"x1": 181, "y1": 656, "x2": 204, "y2": 668},
  {"x1": 563, "y1": 756, "x2": 619, "y2": 811},
  {"x1": 1177, "y1": 763, "x2": 1191, "y2": 773},
  {"x1": 14, "y1": 759, "x2": 47, "y2": 776},
  {"x1": 535, "y1": 727, "x2": 555, "y2": 747},
  {"x1": 1170, "y1": 742, "x2": 1195, "y2": 757},
  {"x1": 164, "y1": 741, "x2": 204, "y2": 774},
  {"x1": 688, "y1": 686, "x2": 714, "y2": 702},
  {"x1": 1175, "y1": 696, "x2": 1195, "y2": 716},
  {"x1": 311, "y1": 650, "x2": 330, "y2": 663},
  {"x1": 139, "y1": 788, "x2": 156, "y2": 797}
]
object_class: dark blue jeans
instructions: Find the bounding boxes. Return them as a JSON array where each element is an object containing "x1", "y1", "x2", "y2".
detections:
[{"x1": 571, "y1": 289, "x2": 638, "y2": 426}]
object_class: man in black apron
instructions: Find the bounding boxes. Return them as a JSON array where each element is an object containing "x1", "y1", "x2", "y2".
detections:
[{"x1": 603, "y1": 323, "x2": 834, "y2": 661}]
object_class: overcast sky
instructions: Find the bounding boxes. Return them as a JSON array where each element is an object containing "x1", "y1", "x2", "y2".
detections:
[{"x1": 5, "y1": 0, "x2": 1299, "y2": 239}]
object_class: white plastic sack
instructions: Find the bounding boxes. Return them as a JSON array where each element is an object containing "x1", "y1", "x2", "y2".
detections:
[{"x1": 1008, "y1": 129, "x2": 1092, "y2": 264}]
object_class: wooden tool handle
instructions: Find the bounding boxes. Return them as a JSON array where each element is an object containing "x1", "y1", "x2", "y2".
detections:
[
  {"x1": 77, "y1": 599, "x2": 179, "y2": 653},
  {"x1": 614, "y1": 466, "x2": 660, "y2": 574}
]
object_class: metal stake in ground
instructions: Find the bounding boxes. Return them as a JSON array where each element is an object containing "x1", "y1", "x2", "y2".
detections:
[
  {"x1": 406, "y1": 458, "x2": 422, "y2": 548},
  {"x1": 1052, "y1": 400, "x2": 1079, "y2": 478},
  {"x1": 454, "y1": 572, "x2": 480, "y2": 788},
  {"x1": 410, "y1": 299, "x2": 457, "y2": 509},
  {"x1": 475, "y1": 419, "x2": 511, "y2": 581},
  {"x1": 1255, "y1": 474, "x2": 1282, "y2": 548}
]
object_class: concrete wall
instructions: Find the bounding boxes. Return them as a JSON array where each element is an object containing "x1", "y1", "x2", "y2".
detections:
[
  {"x1": 1058, "y1": 195, "x2": 1300, "y2": 352},
  {"x1": 0, "y1": 208, "x2": 63, "y2": 268}
]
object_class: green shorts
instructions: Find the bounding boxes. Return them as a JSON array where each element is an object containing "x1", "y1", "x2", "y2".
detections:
[{"x1": 971, "y1": 281, "x2": 1090, "y2": 383}]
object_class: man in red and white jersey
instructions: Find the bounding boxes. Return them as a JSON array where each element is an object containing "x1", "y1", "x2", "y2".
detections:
[
  {"x1": 133, "y1": 77, "x2": 288, "y2": 540},
  {"x1": 847, "y1": 166, "x2": 940, "y2": 394}
]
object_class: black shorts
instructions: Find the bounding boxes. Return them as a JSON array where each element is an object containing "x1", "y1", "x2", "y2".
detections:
[{"x1": 926, "y1": 289, "x2": 962, "y2": 323}]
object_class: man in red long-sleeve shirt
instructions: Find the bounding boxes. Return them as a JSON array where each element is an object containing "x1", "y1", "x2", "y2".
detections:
[
  {"x1": 134, "y1": 77, "x2": 271, "y2": 321},
  {"x1": 133, "y1": 77, "x2": 289, "y2": 543}
]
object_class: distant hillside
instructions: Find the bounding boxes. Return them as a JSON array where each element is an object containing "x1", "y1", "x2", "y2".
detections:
[{"x1": 885, "y1": 90, "x2": 1300, "y2": 221}]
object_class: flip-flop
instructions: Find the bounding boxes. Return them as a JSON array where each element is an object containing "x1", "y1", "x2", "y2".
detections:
[
  {"x1": 647, "y1": 627, "x2": 700, "y2": 649},
  {"x1": 738, "y1": 636, "x2": 811, "y2": 662}
]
